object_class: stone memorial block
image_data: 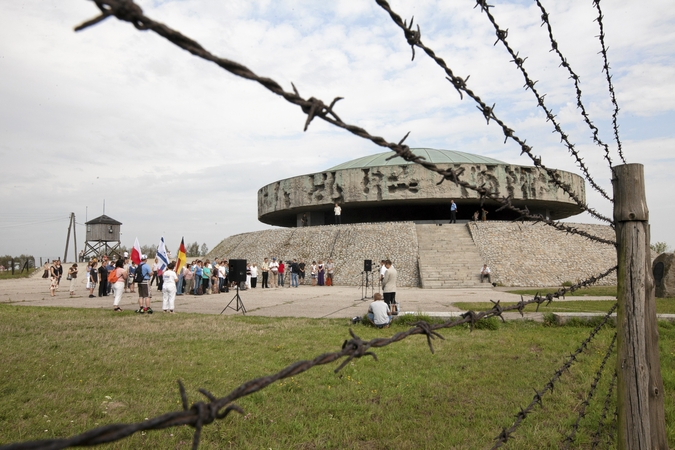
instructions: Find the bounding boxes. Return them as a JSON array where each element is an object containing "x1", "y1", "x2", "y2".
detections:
[{"x1": 653, "y1": 252, "x2": 675, "y2": 298}]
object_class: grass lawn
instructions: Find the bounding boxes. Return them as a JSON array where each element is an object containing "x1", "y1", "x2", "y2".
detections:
[
  {"x1": 454, "y1": 299, "x2": 675, "y2": 315},
  {"x1": 506, "y1": 286, "x2": 617, "y2": 297},
  {"x1": 0, "y1": 305, "x2": 674, "y2": 449},
  {"x1": 0, "y1": 269, "x2": 38, "y2": 280}
]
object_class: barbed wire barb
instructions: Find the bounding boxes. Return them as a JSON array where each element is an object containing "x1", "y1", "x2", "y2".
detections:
[
  {"x1": 534, "y1": 0, "x2": 616, "y2": 170},
  {"x1": 491, "y1": 302, "x2": 617, "y2": 448},
  {"x1": 591, "y1": 370, "x2": 618, "y2": 449},
  {"x1": 75, "y1": 0, "x2": 617, "y2": 244},
  {"x1": 592, "y1": 0, "x2": 625, "y2": 164},
  {"x1": 475, "y1": 0, "x2": 614, "y2": 203},
  {"x1": 562, "y1": 332, "x2": 617, "y2": 448},
  {"x1": 373, "y1": 0, "x2": 614, "y2": 225}
]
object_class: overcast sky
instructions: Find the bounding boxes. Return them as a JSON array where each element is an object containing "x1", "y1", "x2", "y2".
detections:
[{"x1": 1, "y1": 0, "x2": 674, "y2": 261}]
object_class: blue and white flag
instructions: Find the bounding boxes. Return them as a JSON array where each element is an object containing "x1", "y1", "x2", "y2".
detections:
[{"x1": 157, "y1": 237, "x2": 169, "y2": 271}]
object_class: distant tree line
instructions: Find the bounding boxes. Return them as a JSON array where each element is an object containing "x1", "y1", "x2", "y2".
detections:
[
  {"x1": 0, "y1": 254, "x2": 36, "y2": 270},
  {"x1": 113, "y1": 241, "x2": 209, "y2": 260}
]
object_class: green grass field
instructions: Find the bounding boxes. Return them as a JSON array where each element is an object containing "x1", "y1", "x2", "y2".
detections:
[
  {"x1": 0, "y1": 305, "x2": 673, "y2": 449},
  {"x1": 506, "y1": 286, "x2": 617, "y2": 297},
  {"x1": 454, "y1": 299, "x2": 675, "y2": 315},
  {"x1": 0, "y1": 269, "x2": 38, "y2": 280}
]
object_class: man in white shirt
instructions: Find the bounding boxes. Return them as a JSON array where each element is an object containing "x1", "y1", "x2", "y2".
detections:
[
  {"x1": 367, "y1": 293, "x2": 393, "y2": 328},
  {"x1": 382, "y1": 260, "x2": 397, "y2": 307},
  {"x1": 334, "y1": 203, "x2": 342, "y2": 224},
  {"x1": 379, "y1": 260, "x2": 387, "y2": 288},
  {"x1": 480, "y1": 264, "x2": 492, "y2": 283},
  {"x1": 268, "y1": 257, "x2": 279, "y2": 288}
]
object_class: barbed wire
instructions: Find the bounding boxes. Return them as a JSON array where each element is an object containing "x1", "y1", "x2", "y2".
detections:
[
  {"x1": 592, "y1": 0, "x2": 626, "y2": 165},
  {"x1": 373, "y1": 0, "x2": 614, "y2": 226},
  {"x1": 591, "y1": 370, "x2": 618, "y2": 449},
  {"x1": 473, "y1": 0, "x2": 613, "y2": 204},
  {"x1": 562, "y1": 331, "x2": 617, "y2": 448},
  {"x1": 74, "y1": 0, "x2": 617, "y2": 246},
  {"x1": 491, "y1": 302, "x2": 617, "y2": 448},
  {"x1": 0, "y1": 266, "x2": 617, "y2": 450},
  {"x1": 51, "y1": 3, "x2": 625, "y2": 448},
  {"x1": 534, "y1": 0, "x2": 615, "y2": 170}
]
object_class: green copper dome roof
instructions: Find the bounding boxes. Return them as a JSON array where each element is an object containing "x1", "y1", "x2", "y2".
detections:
[{"x1": 327, "y1": 148, "x2": 506, "y2": 170}]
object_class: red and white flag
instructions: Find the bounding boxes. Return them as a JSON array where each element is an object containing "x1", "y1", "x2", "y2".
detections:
[{"x1": 131, "y1": 237, "x2": 142, "y2": 264}]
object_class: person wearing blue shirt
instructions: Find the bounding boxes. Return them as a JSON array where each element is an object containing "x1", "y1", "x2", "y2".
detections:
[
  {"x1": 450, "y1": 199, "x2": 457, "y2": 224},
  {"x1": 193, "y1": 261, "x2": 203, "y2": 295},
  {"x1": 135, "y1": 255, "x2": 154, "y2": 314}
]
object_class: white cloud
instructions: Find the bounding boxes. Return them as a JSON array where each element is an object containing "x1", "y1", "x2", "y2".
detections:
[{"x1": 1, "y1": 0, "x2": 674, "y2": 259}]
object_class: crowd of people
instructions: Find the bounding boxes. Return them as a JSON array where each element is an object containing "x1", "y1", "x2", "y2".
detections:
[
  {"x1": 45, "y1": 254, "x2": 350, "y2": 313},
  {"x1": 46, "y1": 254, "x2": 492, "y2": 326}
]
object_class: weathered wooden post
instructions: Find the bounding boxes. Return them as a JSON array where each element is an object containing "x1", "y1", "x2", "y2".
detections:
[{"x1": 613, "y1": 164, "x2": 667, "y2": 449}]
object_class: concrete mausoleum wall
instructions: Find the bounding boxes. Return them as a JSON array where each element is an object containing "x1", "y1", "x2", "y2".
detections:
[
  {"x1": 468, "y1": 221, "x2": 617, "y2": 287},
  {"x1": 208, "y1": 221, "x2": 617, "y2": 288},
  {"x1": 208, "y1": 222, "x2": 420, "y2": 287}
]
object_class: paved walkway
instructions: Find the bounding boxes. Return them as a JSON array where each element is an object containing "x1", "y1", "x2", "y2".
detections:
[{"x1": 0, "y1": 274, "x2": 615, "y2": 321}]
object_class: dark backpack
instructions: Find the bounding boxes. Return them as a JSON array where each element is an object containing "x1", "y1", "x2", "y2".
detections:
[{"x1": 133, "y1": 263, "x2": 145, "y2": 283}]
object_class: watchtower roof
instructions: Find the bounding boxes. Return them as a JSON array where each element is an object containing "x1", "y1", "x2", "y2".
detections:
[{"x1": 85, "y1": 214, "x2": 122, "y2": 226}]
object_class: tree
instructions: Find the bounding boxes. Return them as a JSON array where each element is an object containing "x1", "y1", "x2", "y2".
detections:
[
  {"x1": 200, "y1": 243, "x2": 209, "y2": 257},
  {"x1": 650, "y1": 242, "x2": 669, "y2": 254},
  {"x1": 0, "y1": 254, "x2": 35, "y2": 271},
  {"x1": 140, "y1": 245, "x2": 156, "y2": 259},
  {"x1": 186, "y1": 241, "x2": 200, "y2": 257}
]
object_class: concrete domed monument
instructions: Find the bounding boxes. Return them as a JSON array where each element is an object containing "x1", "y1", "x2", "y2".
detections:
[
  {"x1": 258, "y1": 148, "x2": 585, "y2": 227},
  {"x1": 210, "y1": 148, "x2": 613, "y2": 288}
]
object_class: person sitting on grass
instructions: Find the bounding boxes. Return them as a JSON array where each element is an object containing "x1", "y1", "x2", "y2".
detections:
[{"x1": 367, "y1": 293, "x2": 393, "y2": 329}]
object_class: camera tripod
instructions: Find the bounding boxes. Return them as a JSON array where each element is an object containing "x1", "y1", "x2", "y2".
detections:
[{"x1": 220, "y1": 284, "x2": 247, "y2": 315}]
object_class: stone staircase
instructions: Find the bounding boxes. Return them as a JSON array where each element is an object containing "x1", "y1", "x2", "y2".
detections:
[{"x1": 416, "y1": 223, "x2": 490, "y2": 288}]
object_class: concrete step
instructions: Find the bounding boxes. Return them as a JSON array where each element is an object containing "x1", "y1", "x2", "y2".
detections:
[{"x1": 416, "y1": 223, "x2": 489, "y2": 289}]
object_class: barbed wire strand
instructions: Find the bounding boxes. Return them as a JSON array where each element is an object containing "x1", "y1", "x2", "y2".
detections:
[
  {"x1": 0, "y1": 266, "x2": 617, "y2": 450},
  {"x1": 591, "y1": 370, "x2": 618, "y2": 449},
  {"x1": 472, "y1": 0, "x2": 613, "y2": 203},
  {"x1": 491, "y1": 302, "x2": 617, "y2": 449},
  {"x1": 373, "y1": 0, "x2": 615, "y2": 225},
  {"x1": 74, "y1": 0, "x2": 617, "y2": 244},
  {"x1": 534, "y1": 0, "x2": 615, "y2": 170},
  {"x1": 592, "y1": 0, "x2": 626, "y2": 165},
  {"x1": 562, "y1": 331, "x2": 617, "y2": 448}
]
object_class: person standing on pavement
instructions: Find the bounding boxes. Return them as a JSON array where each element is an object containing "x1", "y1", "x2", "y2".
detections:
[
  {"x1": 382, "y1": 259, "x2": 397, "y2": 307},
  {"x1": 261, "y1": 257, "x2": 270, "y2": 288},
  {"x1": 48, "y1": 261, "x2": 59, "y2": 297},
  {"x1": 88, "y1": 260, "x2": 98, "y2": 298},
  {"x1": 112, "y1": 259, "x2": 127, "y2": 312},
  {"x1": 269, "y1": 258, "x2": 279, "y2": 288},
  {"x1": 136, "y1": 254, "x2": 154, "y2": 314},
  {"x1": 290, "y1": 259, "x2": 299, "y2": 288},
  {"x1": 67, "y1": 263, "x2": 78, "y2": 297},
  {"x1": 98, "y1": 259, "x2": 108, "y2": 297},
  {"x1": 325, "y1": 259, "x2": 335, "y2": 286},
  {"x1": 379, "y1": 260, "x2": 387, "y2": 292},
  {"x1": 162, "y1": 261, "x2": 178, "y2": 313},
  {"x1": 450, "y1": 199, "x2": 457, "y2": 224}
]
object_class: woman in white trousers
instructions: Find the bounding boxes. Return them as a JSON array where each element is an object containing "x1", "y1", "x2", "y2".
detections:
[
  {"x1": 112, "y1": 259, "x2": 127, "y2": 312},
  {"x1": 162, "y1": 262, "x2": 179, "y2": 313}
]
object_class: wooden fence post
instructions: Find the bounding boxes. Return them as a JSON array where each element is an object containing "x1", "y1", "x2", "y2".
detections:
[{"x1": 613, "y1": 163, "x2": 667, "y2": 449}]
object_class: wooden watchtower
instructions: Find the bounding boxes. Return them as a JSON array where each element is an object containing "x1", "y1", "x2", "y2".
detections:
[{"x1": 83, "y1": 214, "x2": 122, "y2": 259}]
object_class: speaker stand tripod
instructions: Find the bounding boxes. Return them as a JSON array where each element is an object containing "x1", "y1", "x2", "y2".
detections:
[
  {"x1": 361, "y1": 271, "x2": 374, "y2": 301},
  {"x1": 221, "y1": 285, "x2": 247, "y2": 315}
]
